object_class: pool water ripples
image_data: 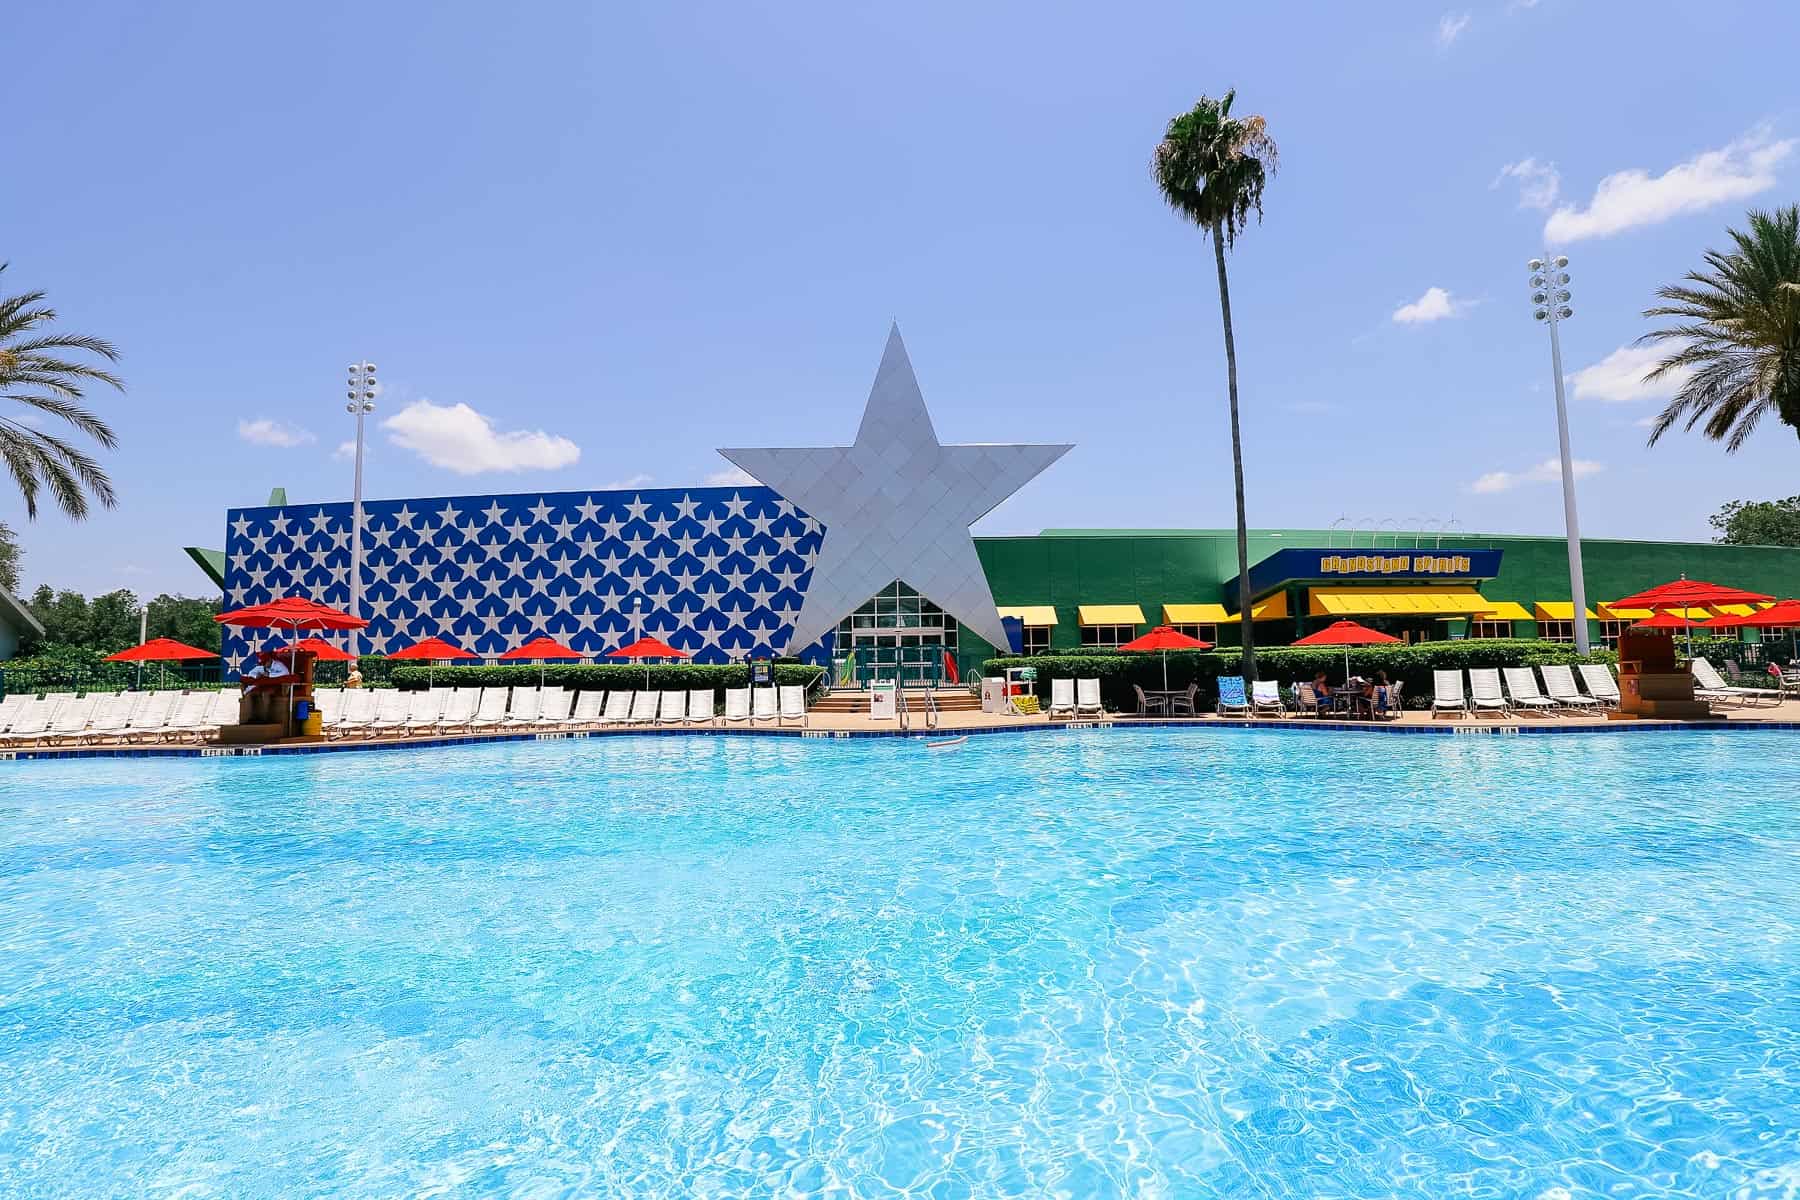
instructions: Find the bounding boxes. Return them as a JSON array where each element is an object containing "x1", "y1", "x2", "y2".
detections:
[{"x1": 1, "y1": 729, "x2": 1796, "y2": 1197}]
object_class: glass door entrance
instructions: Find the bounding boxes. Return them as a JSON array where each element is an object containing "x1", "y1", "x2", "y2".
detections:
[{"x1": 832, "y1": 581, "x2": 959, "y2": 689}]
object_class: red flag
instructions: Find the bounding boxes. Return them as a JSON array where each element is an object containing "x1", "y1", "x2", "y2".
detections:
[{"x1": 942, "y1": 648, "x2": 959, "y2": 685}]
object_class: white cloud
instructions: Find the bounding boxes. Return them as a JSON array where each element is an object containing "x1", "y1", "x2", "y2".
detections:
[
  {"x1": 1392, "y1": 286, "x2": 1470, "y2": 324},
  {"x1": 705, "y1": 466, "x2": 757, "y2": 486},
  {"x1": 237, "y1": 418, "x2": 316, "y2": 448},
  {"x1": 333, "y1": 441, "x2": 357, "y2": 461},
  {"x1": 381, "y1": 399, "x2": 580, "y2": 475},
  {"x1": 603, "y1": 473, "x2": 653, "y2": 489},
  {"x1": 1545, "y1": 127, "x2": 1796, "y2": 242},
  {"x1": 1469, "y1": 457, "x2": 1602, "y2": 494},
  {"x1": 1437, "y1": 11, "x2": 1472, "y2": 47},
  {"x1": 1493, "y1": 158, "x2": 1561, "y2": 210},
  {"x1": 1569, "y1": 343, "x2": 1692, "y2": 404}
]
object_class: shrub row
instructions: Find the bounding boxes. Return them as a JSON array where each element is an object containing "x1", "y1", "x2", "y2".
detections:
[
  {"x1": 385, "y1": 662, "x2": 827, "y2": 694},
  {"x1": 982, "y1": 639, "x2": 1614, "y2": 712}
]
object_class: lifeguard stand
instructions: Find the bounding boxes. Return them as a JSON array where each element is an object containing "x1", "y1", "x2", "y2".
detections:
[
  {"x1": 219, "y1": 648, "x2": 325, "y2": 743},
  {"x1": 1614, "y1": 629, "x2": 1710, "y2": 720}
]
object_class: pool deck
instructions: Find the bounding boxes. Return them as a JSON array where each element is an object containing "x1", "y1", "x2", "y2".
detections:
[{"x1": 7, "y1": 698, "x2": 1800, "y2": 759}]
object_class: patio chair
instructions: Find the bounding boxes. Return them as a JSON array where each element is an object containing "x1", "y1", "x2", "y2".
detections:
[
  {"x1": 82, "y1": 692, "x2": 142, "y2": 744},
  {"x1": 1576, "y1": 664, "x2": 1622, "y2": 707},
  {"x1": 1132, "y1": 684, "x2": 1166, "y2": 716},
  {"x1": 1539, "y1": 664, "x2": 1603, "y2": 711},
  {"x1": 157, "y1": 691, "x2": 217, "y2": 743},
  {"x1": 1691, "y1": 658, "x2": 1783, "y2": 706},
  {"x1": 1431, "y1": 670, "x2": 1468, "y2": 718},
  {"x1": 403, "y1": 688, "x2": 445, "y2": 734},
  {"x1": 368, "y1": 688, "x2": 414, "y2": 736},
  {"x1": 1075, "y1": 678, "x2": 1104, "y2": 717},
  {"x1": 434, "y1": 687, "x2": 481, "y2": 732},
  {"x1": 1382, "y1": 681, "x2": 1404, "y2": 719},
  {"x1": 1293, "y1": 681, "x2": 1323, "y2": 718},
  {"x1": 0, "y1": 693, "x2": 27, "y2": 732},
  {"x1": 627, "y1": 690, "x2": 660, "y2": 724},
  {"x1": 778, "y1": 685, "x2": 807, "y2": 726},
  {"x1": 464, "y1": 687, "x2": 511, "y2": 731},
  {"x1": 565, "y1": 690, "x2": 606, "y2": 726},
  {"x1": 1046, "y1": 678, "x2": 1077, "y2": 719},
  {"x1": 1250, "y1": 679, "x2": 1286, "y2": 717},
  {"x1": 1467, "y1": 668, "x2": 1511, "y2": 716},
  {"x1": 1502, "y1": 667, "x2": 1557, "y2": 715},
  {"x1": 721, "y1": 687, "x2": 752, "y2": 724},
  {"x1": 684, "y1": 689, "x2": 715, "y2": 725},
  {"x1": 535, "y1": 686, "x2": 572, "y2": 725},
  {"x1": 202, "y1": 689, "x2": 241, "y2": 737},
  {"x1": 1216, "y1": 675, "x2": 1251, "y2": 717},
  {"x1": 501, "y1": 686, "x2": 544, "y2": 729},
  {"x1": 325, "y1": 687, "x2": 376, "y2": 737},
  {"x1": 597, "y1": 690, "x2": 634, "y2": 725},
  {"x1": 42, "y1": 694, "x2": 103, "y2": 746},
  {"x1": 751, "y1": 687, "x2": 778, "y2": 724},
  {"x1": 1167, "y1": 682, "x2": 1199, "y2": 716},
  {"x1": 1, "y1": 695, "x2": 67, "y2": 746},
  {"x1": 658, "y1": 690, "x2": 687, "y2": 724}
]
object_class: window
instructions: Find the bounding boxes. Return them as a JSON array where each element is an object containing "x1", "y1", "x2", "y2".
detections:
[
  {"x1": 1169, "y1": 622, "x2": 1218, "y2": 645},
  {"x1": 1469, "y1": 620, "x2": 1513, "y2": 639},
  {"x1": 1081, "y1": 623, "x2": 1137, "y2": 648},
  {"x1": 1019, "y1": 625, "x2": 1051, "y2": 655},
  {"x1": 1600, "y1": 619, "x2": 1626, "y2": 647},
  {"x1": 1538, "y1": 619, "x2": 1574, "y2": 643}
]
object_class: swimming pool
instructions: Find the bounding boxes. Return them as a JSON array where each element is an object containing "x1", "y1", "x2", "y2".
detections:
[{"x1": 2, "y1": 729, "x2": 1796, "y2": 1197}]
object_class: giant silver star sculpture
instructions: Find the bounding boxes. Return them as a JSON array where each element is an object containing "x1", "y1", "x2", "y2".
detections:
[{"x1": 720, "y1": 326, "x2": 1072, "y2": 655}]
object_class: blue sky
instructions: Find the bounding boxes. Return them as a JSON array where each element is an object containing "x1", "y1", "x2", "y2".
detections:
[{"x1": 6, "y1": 1, "x2": 1799, "y2": 597}]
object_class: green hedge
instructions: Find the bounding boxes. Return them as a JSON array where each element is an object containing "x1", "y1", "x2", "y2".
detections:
[
  {"x1": 384, "y1": 662, "x2": 827, "y2": 694},
  {"x1": 982, "y1": 639, "x2": 1613, "y2": 712}
]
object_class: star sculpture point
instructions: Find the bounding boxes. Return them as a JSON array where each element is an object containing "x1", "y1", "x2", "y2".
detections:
[{"x1": 719, "y1": 327, "x2": 1070, "y2": 654}]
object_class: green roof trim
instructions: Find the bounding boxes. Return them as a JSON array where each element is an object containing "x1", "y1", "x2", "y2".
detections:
[
  {"x1": 0, "y1": 586, "x2": 44, "y2": 638},
  {"x1": 184, "y1": 546, "x2": 227, "y2": 589}
]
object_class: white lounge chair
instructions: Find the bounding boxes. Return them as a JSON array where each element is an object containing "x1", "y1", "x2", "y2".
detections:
[
  {"x1": 502, "y1": 686, "x2": 544, "y2": 729},
  {"x1": 778, "y1": 685, "x2": 806, "y2": 726},
  {"x1": 1250, "y1": 679, "x2": 1285, "y2": 717},
  {"x1": 368, "y1": 688, "x2": 414, "y2": 736},
  {"x1": 722, "y1": 687, "x2": 752, "y2": 724},
  {"x1": 684, "y1": 689, "x2": 715, "y2": 725},
  {"x1": 1692, "y1": 657, "x2": 1783, "y2": 707},
  {"x1": 1075, "y1": 678, "x2": 1103, "y2": 717},
  {"x1": 202, "y1": 689, "x2": 241, "y2": 737},
  {"x1": 565, "y1": 690, "x2": 605, "y2": 725},
  {"x1": 402, "y1": 689, "x2": 445, "y2": 734},
  {"x1": 658, "y1": 690, "x2": 686, "y2": 724},
  {"x1": 1047, "y1": 678, "x2": 1076, "y2": 719},
  {"x1": 311, "y1": 687, "x2": 344, "y2": 725},
  {"x1": 1431, "y1": 670, "x2": 1468, "y2": 717},
  {"x1": 1576, "y1": 664, "x2": 1622, "y2": 707},
  {"x1": 0, "y1": 693, "x2": 28, "y2": 732},
  {"x1": 435, "y1": 687, "x2": 480, "y2": 733},
  {"x1": 82, "y1": 692, "x2": 142, "y2": 743},
  {"x1": 159, "y1": 691, "x2": 219, "y2": 742},
  {"x1": 536, "y1": 686, "x2": 572, "y2": 725},
  {"x1": 1502, "y1": 667, "x2": 1557, "y2": 715},
  {"x1": 1, "y1": 695, "x2": 64, "y2": 745},
  {"x1": 597, "y1": 690, "x2": 633, "y2": 725},
  {"x1": 466, "y1": 687, "x2": 511, "y2": 731},
  {"x1": 750, "y1": 687, "x2": 778, "y2": 724},
  {"x1": 43, "y1": 694, "x2": 103, "y2": 746},
  {"x1": 329, "y1": 688, "x2": 378, "y2": 738},
  {"x1": 1467, "y1": 668, "x2": 1510, "y2": 716},
  {"x1": 627, "y1": 690, "x2": 659, "y2": 724},
  {"x1": 1540, "y1": 664, "x2": 1602, "y2": 711}
]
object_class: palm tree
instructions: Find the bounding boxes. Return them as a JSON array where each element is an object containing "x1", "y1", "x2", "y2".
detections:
[
  {"x1": 1642, "y1": 205, "x2": 1800, "y2": 451},
  {"x1": 0, "y1": 263, "x2": 123, "y2": 519},
  {"x1": 1152, "y1": 91, "x2": 1277, "y2": 680}
]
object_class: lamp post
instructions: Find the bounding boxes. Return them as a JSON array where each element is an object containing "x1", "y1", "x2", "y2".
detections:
[
  {"x1": 1529, "y1": 255, "x2": 1591, "y2": 654},
  {"x1": 345, "y1": 361, "x2": 377, "y2": 645}
]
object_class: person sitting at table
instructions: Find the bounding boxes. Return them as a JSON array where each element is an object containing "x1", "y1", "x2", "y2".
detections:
[
  {"x1": 1311, "y1": 671, "x2": 1332, "y2": 702},
  {"x1": 1367, "y1": 670, "x2": 1391, "y2": 717}
]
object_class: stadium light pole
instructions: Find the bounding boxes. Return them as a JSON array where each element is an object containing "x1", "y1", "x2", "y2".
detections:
[
  {"x1": 1529, "y1": 255, "x2": 1590, "y2": 654},
  {"x1": 345, "y1": 361, "x2": 377, "y2": 639}
]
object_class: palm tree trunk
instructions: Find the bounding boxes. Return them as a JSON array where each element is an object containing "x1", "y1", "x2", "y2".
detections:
[{"x1": 1211, "y1": 222, "x2": 1256, "y2": 681}]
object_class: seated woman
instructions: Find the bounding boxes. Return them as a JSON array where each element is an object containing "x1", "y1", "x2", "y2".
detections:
[
  {"x1": 1365, "y1": 669, "x2": 1391, "y2": 717},
  {"x1": 1311, "y1": 672, "x2": 1333, "y2": 705}
]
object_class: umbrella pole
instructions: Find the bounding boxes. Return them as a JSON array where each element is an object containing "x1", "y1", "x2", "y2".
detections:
[{"x1": 1162, "y1": 649, "x2": 1169, "y2": 692}]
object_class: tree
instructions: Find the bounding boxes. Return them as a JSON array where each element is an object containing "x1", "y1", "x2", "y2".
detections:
[
  {"x1": 1642, "y1": 205, "x2": 1800, "y2": 451},
  {"x1": 0, "y1": 263, "x2": 123, "y2": 518},
  {"x1": 27, "y1": 584, "x2": 90, "y2": 646},
  {"x1": 1152, "y1": 90, "x2": 1277, "y2": 680},
  {"x1": 1709, "y1": 495, "x2": 1800, "y2": 546},
  {"x1": 145, "y1": 592, "x2": 222, "y2": 652},
  {"x1": 0, "y1": 520, "x2": 17, "y2": 593},
  {"x1": 86, "y1": 588, "x2": 141, "y2": 651}
]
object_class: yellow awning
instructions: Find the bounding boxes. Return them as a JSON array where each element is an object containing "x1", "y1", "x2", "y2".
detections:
[
  {"x1": 1534, "y1": 601, "x2": 1599, "y2": 621},
  {"x1": 1712, "y1": 603, "x2": 1757, "y2": 617},
  {"x1": 1217, "y1": 593, "x2": 1291, "y2": 624},
  {"x1": 1472, "y1": 600, "x2": 1532, "y2": 622},
  {"x1": 1309, "y1": 588, "x2": 1492, "y2": 616},
  {"x1": 997, "y1": 605, "x2": 1058, "y2": 627},
  {"x1": 1598, "y1": 604, "x2": 1652, "y2": 621},
  {"x1": 1078, "y1": 604, "x2": 1146, "y2": 626},
  {"x1": 1163, "y1": 603, "x2": 1229, "y2": 624}
]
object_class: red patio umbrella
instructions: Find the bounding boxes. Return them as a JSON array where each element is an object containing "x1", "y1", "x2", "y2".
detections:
[
  {"x1": 105, "y1": 636, "x2": 217, "y2": 690},
  {"x1": 500, "y1": 635, "x2": 585, "y2": 686},
  {"x1": 268, "y1": 636, "x2": 358, "y2": 662},
  {"x1": 608, "y1": 635, "x2": 690, "y2": 688},
  {"x1": 1704, "y1": 599, "x2": 1800, "y2": 629},
  {"x1": 1292, "y1": 619, "x2": 1402, "y2": 679},
  {"x1": 1118, "y1": 624, "x2": 1213, "y2": 690},
  {"x1": 1630, "y1": 610, "x2": 1694, "y2": 630},
  {"x1": 386, "y1": 635, "x2": 478, "y2": 686},
  {"x1": 1608, "y1": 578, "x2": 1775, "y2": 609}
]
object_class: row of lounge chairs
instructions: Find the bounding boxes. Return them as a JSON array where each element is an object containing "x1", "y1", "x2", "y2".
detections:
[
  {"x1": 0, "y1": 688, "x2": 240, "y2": 747},
  {"x1": 1431, "y1": 664, "x2": 1619, "y2": 716},
  {"x1": 317, "y1": 684, "x2": 810, "y2": 739}
]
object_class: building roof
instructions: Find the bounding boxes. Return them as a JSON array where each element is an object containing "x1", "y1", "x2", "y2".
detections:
[
  {"x1": 184, "y1": 546, "x2": 227, "y2": 588},
  {"x1": 0, "y1": 585, "x2": 44, "y2": 638}
]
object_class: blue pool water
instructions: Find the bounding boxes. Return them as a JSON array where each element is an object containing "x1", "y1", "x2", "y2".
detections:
[{"x1": 2, "y1": 729, "x2": 1797, "y2": 1198}]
